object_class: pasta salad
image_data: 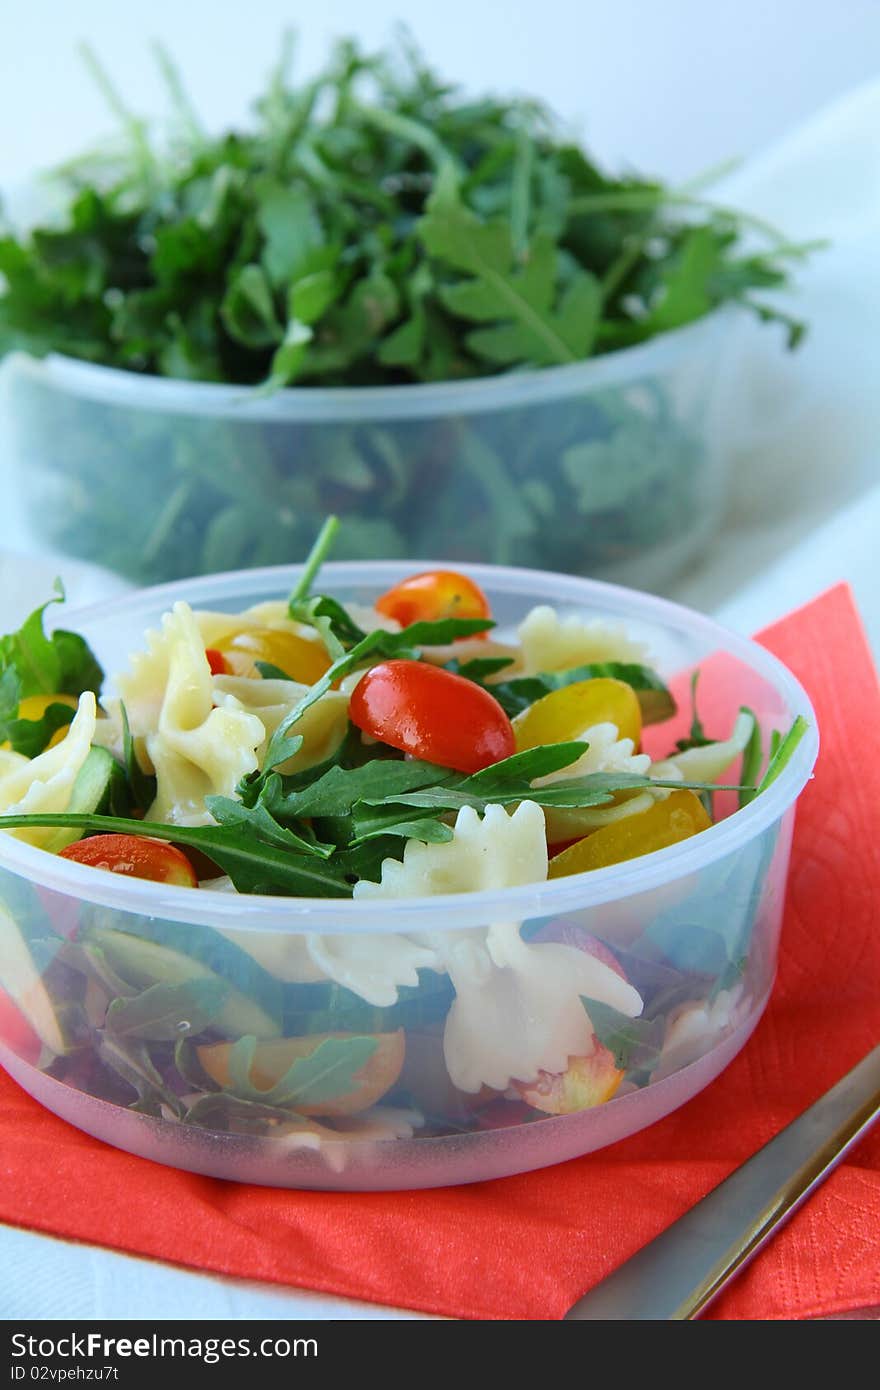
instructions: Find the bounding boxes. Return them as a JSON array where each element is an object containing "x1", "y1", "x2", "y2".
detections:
[{"x1": 0, "y1": 520, "x2": 806, "y2": 1148}]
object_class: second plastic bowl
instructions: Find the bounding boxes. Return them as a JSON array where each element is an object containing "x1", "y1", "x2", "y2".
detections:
[{"x1": 1, "y1": 309, "x2": 740, "y2": 590}]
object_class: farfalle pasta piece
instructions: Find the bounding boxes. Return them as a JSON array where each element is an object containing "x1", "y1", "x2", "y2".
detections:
[
  {"x1": 433, "y1": 920, "x2": 642, "y2": 1092},
  {"x1": 117, "y1": 602, "x2": 266, "y2": 825},
  {"x1": 649, "y1": 710, "x2": 756, "y2": 786},
  {"x1": 193, "y1": 600, "x2": 320, "y2": 650},
  {"x1": 222, "y1": 926, "x2": 438, "y2": 1008},
  {"x1": 354, "y1": 801, "x2": 642, "y2": 1091},
  {"x1": 0, "y1": 693, "x2": 96, "y2": 847},
  {"x1": 353, "y1": 801, "x2": 549, "y2": 898},
  {"x1": 516, "y1": 604, "x2": 650, "y2": 674},
  {"x1": 651, "y1": 982, "x2": 751, "y2": 1082},
  {"x1": 211, "y1": 675, "x2": 350, "y2": 776},
  {"x1": 537, "y1": 719, "x2": 653, "y2": 843}
]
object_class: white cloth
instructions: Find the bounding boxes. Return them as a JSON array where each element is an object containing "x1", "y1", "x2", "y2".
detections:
[{"x1": 0, "y1": 81, "x2": 877, "y2": 1320}]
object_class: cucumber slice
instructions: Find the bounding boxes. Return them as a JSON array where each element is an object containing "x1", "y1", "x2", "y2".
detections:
[
  {"x1": 0, "y1": 904, "x2": 68, "y2": 1055},
  {"x1": 44, "y1": 747, "x2": 128, "y2": 854},
  {"x1": 72, "y1": 747, "x2": 127, "y2": 815},
  {"x1": 82, "y1": 919, "x2": 283, "y2": 1039}
]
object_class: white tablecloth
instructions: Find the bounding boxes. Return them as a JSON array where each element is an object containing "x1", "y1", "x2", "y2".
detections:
[{"x1": 0, "y1": 81, "x2": 877, "y2": 1321}]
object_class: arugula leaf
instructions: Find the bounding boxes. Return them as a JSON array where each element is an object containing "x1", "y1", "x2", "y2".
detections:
[
  {"x1": 674, "y1": 671, "x2": 714, "y2": 752},
  {"x1": 105, "y1": 979, "x2": 229, "y2": 1041},
  {"x1": 0, "y1": 812, "x2": 354, "y2": 897},
  {"x1": 347, "y1": 804, "x2": 455, "y2": 846},
  {"x1": 220, "y1": 263, "x2": 283, "y2": 349},
  {"x1": 204, "y1": 789, "x2": 336, "y2": 858},
  {"x1": 420, "y1": 167, "x2": 601, "y2": 366},
  {"x1": 98, "y1": 1034, "x2": 184, "y2": 1118},
  {"x1": 580, "y1": 995, "x2": 665, "y2": 1074},
  {"x1": 349, "y1": 747, "x2": 739, "y2": 843},
  {"x1": 756, "y1": 715, "x2": 809, "y2": 794},
  {"x1": 267, "y1": 757, "x2": 450, "y2": 821},
  {"x1": 466, "y1": 742, "x2": 590, "y2": 787},
  {"x1": 287, "y1": 514, "x2": 340, "y2": 606},
  {"x1": 288, "y1": 595, "x2": 366, "y2": 660},
  {"x1": 120, "y1": 701, "x2": 157, "y2": 815},
  {"x1": 452, "y1": 656, "x2": 516, "y2": 683},
  {"x1": 221, "y1": 1033, "x2": 378, "y2": 1108},
  {"x1": 737, "y1": 706, "x2": 763, "y2": 808}
]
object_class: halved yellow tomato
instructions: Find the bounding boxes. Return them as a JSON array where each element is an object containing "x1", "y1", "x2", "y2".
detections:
[
  {"x1": 196, "y1": 1030, "x2": 406, "y2": 1116},
  {"x1": 215, "y1": 628, "x2": 331, "y2": 684},
  {"x1": 513, "y1": 677, "x2": 642, "y2": 752},
  {"x1": 548, "y1": 790, "x2": 712, "y2": 877}
]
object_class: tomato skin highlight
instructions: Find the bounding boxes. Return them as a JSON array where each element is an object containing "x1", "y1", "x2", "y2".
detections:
[
  {"x1": 59, "y1": 834, "x2": 198, "y2": 887},
  {"x1": 349, "y1": 660, "x2": 515, "y2": 773},
  {"x1": 375, "y1": 570, "x2": 491, "y2": 632}
]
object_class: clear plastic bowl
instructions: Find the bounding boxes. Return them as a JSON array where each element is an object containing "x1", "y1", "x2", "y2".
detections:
[
  {"x1": 0, "y1": 309, "x2": 740, "y2": 591},
  {"x1": 0, "y1": 562, "x2": 817, "y2": 1190}
]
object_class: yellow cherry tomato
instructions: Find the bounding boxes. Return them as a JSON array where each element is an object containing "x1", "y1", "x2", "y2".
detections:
[
  {"x1": 2, "y1": 693, "x2": 78, "y2": 751},
  {"x1": 548, "y1": 790, "x2": 712, "y2": 877},
  {"x1": 215, "y1": 628, "x2": 331, "y2": 684},
  {"x1": 513, "y1": 677, "x2": 642, "y2": 752}
]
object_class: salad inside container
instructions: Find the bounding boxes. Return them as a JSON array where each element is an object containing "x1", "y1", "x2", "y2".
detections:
[
  {"x1": 0, "y1": 519, "x2": 816, "y2": 1188},
  {"x1": 0, "y1": 34, "x2": 817, "y2": 590}
]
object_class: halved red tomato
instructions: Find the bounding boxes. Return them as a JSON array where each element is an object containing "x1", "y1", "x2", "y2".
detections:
[
  {"x1": 59, "y1": 835, "x2": 198, "y2": 887},
  {"x1": 349, "y1": 660, "x2": 515, "y2": 773}
]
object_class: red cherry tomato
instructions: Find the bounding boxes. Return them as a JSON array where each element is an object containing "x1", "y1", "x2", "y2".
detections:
[
  {"x1": 60, "y1": 835, "x2": 198, "y2": 887},
  {"x1": 375, "y1": 570, "x2": 491, "y2": 634},
  {"x1": 349, "y1": 660, "x2": 515, "y2": 773},
  {"x1": 0, "y1": 991, "x2": 42, "y2": 1064},
  {"x1": 205, "y1": 648, "x2": 231, "y2": 675}
]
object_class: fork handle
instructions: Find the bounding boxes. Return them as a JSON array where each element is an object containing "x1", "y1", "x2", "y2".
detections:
[{"x1": 564, "y1": 1042, "x2": 880, "y2": 1320}]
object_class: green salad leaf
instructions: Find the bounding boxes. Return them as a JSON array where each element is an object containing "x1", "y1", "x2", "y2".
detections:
[
  {"x1": 0, "y1": 36, "x2": 812, "y2": 383},
  {"x1": 219, "y1": 1033, "x2": 378, "y2": 1108},
  {"x1": 0, "y1": 583, "x2": 104, "y2": 755},
  {"x1": 105, "y1": 979, "x2": 230, "y2": 1041}
]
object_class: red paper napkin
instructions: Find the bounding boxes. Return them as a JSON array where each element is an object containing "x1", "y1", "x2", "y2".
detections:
[{"x1": 1, "y1": 582, "x2": 878, "y2": 1321}]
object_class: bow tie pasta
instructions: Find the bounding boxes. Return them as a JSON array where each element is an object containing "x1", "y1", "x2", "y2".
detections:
[
  {"x1": 515, "y1": 605, "x2": 650, "y2": 674},
  {"x1": 116, "y1": 603, "x2": 266, "y2": 825},
  {"x1": 354, "y1": 801, "x2": 643, "y2": 1091},
  {"x1": 0, "y1": 693, "x2": 96, "y2": 848},
  {"x1": 211, "y1": 674, "x2": 350, "y2": 776},
  {"x1": 0, "y1": 544, "x2": 809, "y2": 1160}
]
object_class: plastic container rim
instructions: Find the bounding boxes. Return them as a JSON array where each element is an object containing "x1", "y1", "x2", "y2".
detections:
[
  {"x1": 0, "y1": 559, "x2": 818, "y2": 934},
  {"x1": 1, "y1": 307, "x2": 734, "y2": 424}
]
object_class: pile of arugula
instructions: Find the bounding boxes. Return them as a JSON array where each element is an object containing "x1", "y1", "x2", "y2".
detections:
[
  {"x1": 1, "y1": 34, "x2": 820, "y2": 586},
  {"x1": 0, "y1": 519, "x2": 809, "y2": 898},
  {"x1": 0, "y1": 34, "x2": 813, "y2": 385}
]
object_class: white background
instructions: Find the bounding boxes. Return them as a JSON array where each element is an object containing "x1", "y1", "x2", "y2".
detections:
[{"x1": 1, "y1": 0, "x2": 879, "y2": 184}]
